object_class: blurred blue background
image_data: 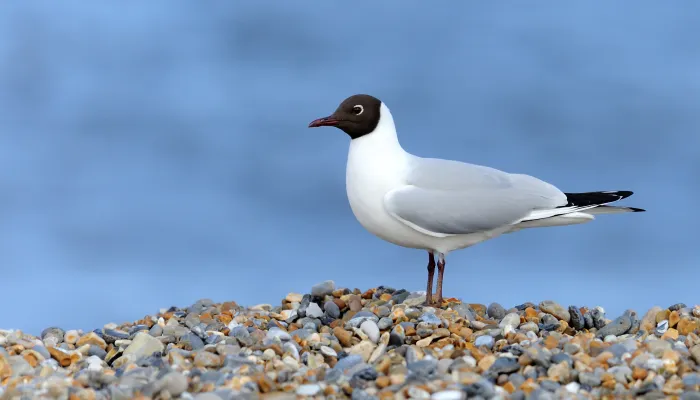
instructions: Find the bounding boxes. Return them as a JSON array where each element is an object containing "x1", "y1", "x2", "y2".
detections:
[{"x1": 1, "y1": 2, "x2": 698, "y2": 334}]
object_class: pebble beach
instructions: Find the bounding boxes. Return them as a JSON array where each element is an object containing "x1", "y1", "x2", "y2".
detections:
[{"x1": 1, "y1": 281, "x2": 699, "y2": 399}]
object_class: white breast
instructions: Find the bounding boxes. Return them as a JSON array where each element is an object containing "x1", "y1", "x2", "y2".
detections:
[{"x1": 344, "y1": 104, "x2": 431, "y2": 248}]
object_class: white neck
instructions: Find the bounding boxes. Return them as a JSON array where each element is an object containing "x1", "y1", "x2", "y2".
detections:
[
  {"x1": 347, "y1": 103, "x2": 409, "y2": 184},
  {"x1": 348, "y1": 103, "x2": 407, "y2": 158}
]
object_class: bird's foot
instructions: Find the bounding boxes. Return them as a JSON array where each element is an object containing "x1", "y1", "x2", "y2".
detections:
[{"x1": 424, "y1": 295, "x2": 444, "y2": 308}]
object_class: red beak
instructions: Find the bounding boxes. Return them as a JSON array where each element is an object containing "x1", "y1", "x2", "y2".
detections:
[{"x1": 308, "y1": 116, "x2": 339, "y2": 128}]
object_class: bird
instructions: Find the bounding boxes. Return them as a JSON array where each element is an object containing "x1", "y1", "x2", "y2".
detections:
[{"x1": 308, "y1": 94, "x2": 644, "y2": 306}]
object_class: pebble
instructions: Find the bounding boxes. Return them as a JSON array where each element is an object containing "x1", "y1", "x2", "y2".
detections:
[
  {"x1": 596, "y1": 311, "x2": 633, "y2": 338},
  {"x1": 123, "y1": 332, "x2": 164, "y2": 358},
  {"x1": 360, "y1": 320, "x2": 380, "y2": 343},
  {"x1": 487, "y1": 302, "x2": 507, "y2": 320},
  {"x1": 311, "y1": 280, "x2": 335, "y2": 297},
  {"x1": 540, "y1": 300, "x2": 570, "y2": 322},
  {"x1": 499, "y1": 312, "x2": 520, "y2": 331},
  {"x1": 2, "y1": 288, "x2": 697, "y2": 399},
  {"x1": 305, "y1": 302, "x2": 324, "y2": 318},
  {"x1": 474, "y1": 335, "x2": 494, "y2": 349},
  {"x1": 324, "y1": 301, "x2": 341, "y2": 319}
]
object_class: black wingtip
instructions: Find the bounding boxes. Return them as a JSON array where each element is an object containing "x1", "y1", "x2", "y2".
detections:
[
  {"x1": 603, "y1": 190, "x2": 633, "y2": 200},
  {"x1": 562, "y1": 190, "x2": 636, "y2": 208},
  {"x1": 629, "y1": 207, "x2": 646, "y2": 212}
]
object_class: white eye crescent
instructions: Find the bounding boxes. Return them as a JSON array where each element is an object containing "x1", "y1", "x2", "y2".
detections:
[{"x1": 352, "y1": 105, "x2": 364, "y2": 115}]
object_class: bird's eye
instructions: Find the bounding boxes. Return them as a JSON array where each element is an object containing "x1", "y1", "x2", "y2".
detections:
[{"x1": 352, "y1": 105, "x2": 364, "y2": 115}]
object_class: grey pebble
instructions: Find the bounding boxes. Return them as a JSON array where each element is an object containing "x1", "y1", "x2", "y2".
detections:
[
  {"x1": 102, "y1": 328, "x2": 130, "y2": 344},
  {"x1": 407, "y1": 358, "x2": 438, "y2": 378},
  {"x1": 550, "y1": 352, "x2": 572, "y2": 367},
  {"x1": 311, "y1": 280, "x2": 335, "y2": 297},
  {"x1": 487, "y1": 302, "x2": 506, "y2": 320},
  {"x1": 590, "y1": 308, "x2": 606, "y2": 329},
  {"x1": 297, "y1": 294, "x2": 311, "y2": 318},
  {"x1": 669, "y1": 303, "x2": 687, "y2": 311},
  {"x1": 149, "y1": 324, "x2": 163, "y2": 337},
  {"x1": 333, "y1": 354, "x2": 364, "y2": 374},
  {"x1": 88, "y1": 345, "x2": 108, "y2": 359},
  {"x1": 463, "y1": 378, "x2": 496, "y2": 398},
  {"x1": 453, "y1": 304, "x2": 476, "y2": 321},
  {"x1": 579, "y1": 371, "x2": 601, "y2": 387},
  {"x1": 324, "y1": 301, "x2": 340, "y2": 319},
  {"x1": 305, "y1": 302, "x2": 324, "y2": 318},
  {"x1": 41, "y1": 327, "x2": 65, "y2": 342},
  {"x1": 351, "y1": 389, "x2": 379, "y2": 400},
  {"x1": 347, "y1": 311, "x2": 379, "y2": 328},
  {"x1": 377, "y1": 317, "x2": 393, "y2": 330},
  {"x1": 179, "y1": 332, "x2": 205, "y2": 351},
  {"x1": 474, "y1": 335, "x2": 494, "y2": 349},
  {"x1": 568, "y1": 306, "x2": 585, "y2": 330},
  {"x1": 596, "y1": 312, "x2": 633, "y2": 338},
  {"x1": 419, "y1": 312, "x2": 441, "y2": 326},
  {"x1": 163, "y1": 325, "x2": 190, "y2": 338},
  {"x1": 266, "y1": 327, "x2": 291, "y2": 341},
  {"x1": 683, "y1": 373, "x2": 700, "y2": 388},
  {"x1": 160, "y1": 371, "x2": 188, "y2": 396},
  {"x1": 499, "y1": 313, "x2": 520, "y2": 329},
  {"x1": 488, "y1": 357, "x2": 520, "y2": 374}
]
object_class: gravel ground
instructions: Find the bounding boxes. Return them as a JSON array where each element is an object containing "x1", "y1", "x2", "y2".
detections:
[{"x1": 1, "y1": 281, "x2": 700, "y2": 399}]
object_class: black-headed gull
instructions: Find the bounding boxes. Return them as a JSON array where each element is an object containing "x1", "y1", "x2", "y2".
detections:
[{"x1": 309, "y1": 94, "x2": 644, "y2": 306}]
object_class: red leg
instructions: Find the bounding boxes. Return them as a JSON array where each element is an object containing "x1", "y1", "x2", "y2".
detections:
[
  {"x1": 425, "y1": 252, "x2": 435, "y2": 305},
  {"x1": 435, "y1": 256, "x2": 446, "y2": 305}
]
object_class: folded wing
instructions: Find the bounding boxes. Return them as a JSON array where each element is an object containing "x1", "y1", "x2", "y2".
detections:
[{"x1": 383, "y1": 158, "x2": 569, "y2": 237}]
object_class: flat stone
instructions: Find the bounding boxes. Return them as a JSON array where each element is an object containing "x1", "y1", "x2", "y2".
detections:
[
  {"x1": 266, "y1": 327, "x2": 291, "y2": 341},
  {"x1": 499, "y1": 313, "x2": 520, "y2": 330},
  {"x1": 305, "y1": 302, "x2": 324, "y2": 318},
  {"x1": 403, "y1": 294, "x2": 427, "y2": 307},
  {"x1": 311, "y1": 280, "x2": 335, "y2": 297},
  {"x1": 488, "y1": 357, "x2": 520, "y2": 374},
  {"x1": 475, "y1": 335, "x2": 494, "y2": 349},
  {"x1": 179, "y1": 332, "x2": 205, "y2": 351},
  {"x1": 596, "y1": 312, "x2": 633, "y2": 338},
  {"x1": 123, "y1": 332, "x2": 164, "y2": 358},
  {"x1": 194, "y1": 351, "x2": 222, "y2": 368},
  {"x1": 296, "y1": 384, "x2": 322, "y2": 396},
  {"x1": 160, "y1": 372, "x2": 188, "y2": 396},
  {"x1": 539, "y1": 301, "x2": 570, "y2": 322}
]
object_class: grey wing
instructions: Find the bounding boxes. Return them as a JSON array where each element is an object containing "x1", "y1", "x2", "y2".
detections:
[
  {"x1": 384, "y1": 185, "x2": 546, "y2": 237},
  {"x1": 383, "y1": 158, "x2": 569, "y2": 237},
  {"x1": 407, "y1": 157, "x2": 567, "y2": 205}
]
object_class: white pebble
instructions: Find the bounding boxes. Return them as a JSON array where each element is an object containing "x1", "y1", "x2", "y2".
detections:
[
  {"x1": 431, "y1": 390, "x2": 465, "y2": 400},
  {"x1": 565, "y1": 382, "x2": 580, "y2": 393},
  {"x1": 461, "y1": 356, "x2": 477, "y2": 368},
  {"x1": 360, "y1": 320, "x2": 380, "y2": 343},
  {"x1": 408, "y1": 386, "x2": 430, "y2": 399},
  {"x1": 296, "y1": 384, "x2": 321, "y2": 396},
  {"x1": 266, "y1": 327, "x2": 291, "y2": 341},
  {"x1": 320, "y1": 346, "x2": 337, "y2": 357}
]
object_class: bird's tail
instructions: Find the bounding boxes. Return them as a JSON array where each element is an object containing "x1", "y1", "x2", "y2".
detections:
[{"x1": 507, "y1": 190, "x2": 644, "y2": 233}]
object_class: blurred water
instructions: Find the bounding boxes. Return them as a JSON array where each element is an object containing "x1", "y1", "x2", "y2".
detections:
[{"x1": 1, "y1": 2, "x2": 698, "y2": 334}]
